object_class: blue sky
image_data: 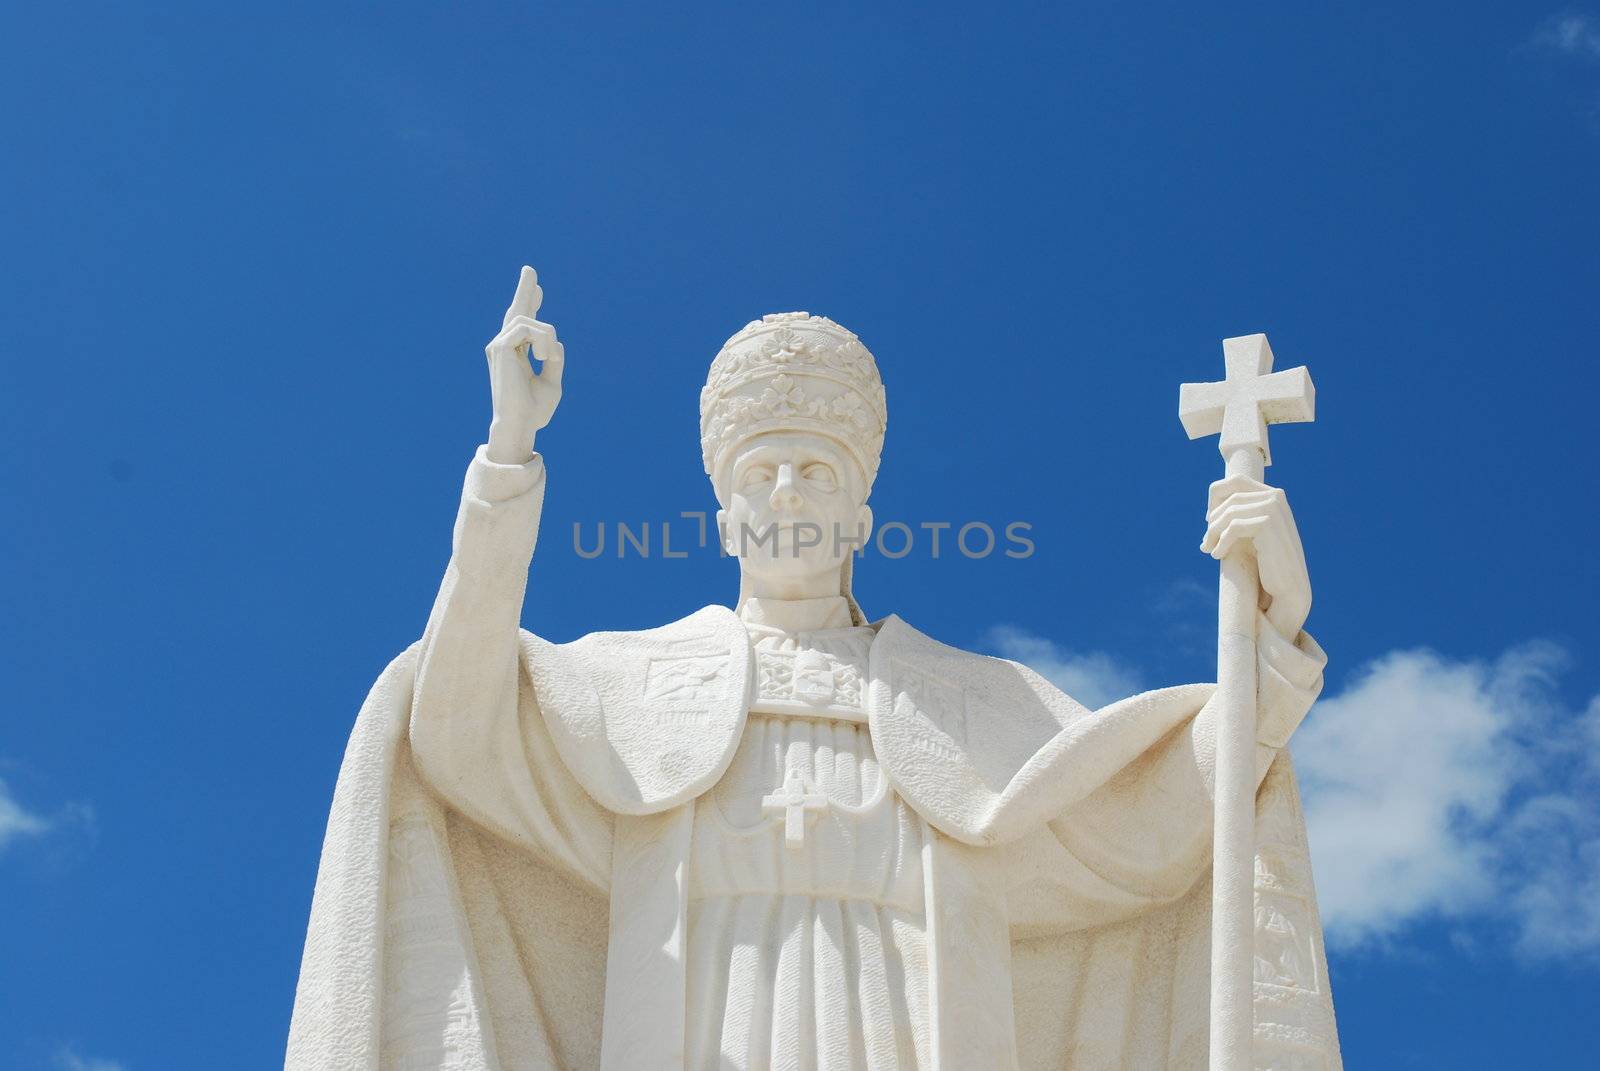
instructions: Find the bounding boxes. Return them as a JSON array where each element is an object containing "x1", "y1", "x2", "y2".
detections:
[{"x1": 2, "y1": 2, "x2": 1597, "y2": 1067}]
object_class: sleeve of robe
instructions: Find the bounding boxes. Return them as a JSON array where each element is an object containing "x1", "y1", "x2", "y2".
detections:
[
  {"x1": 407, "y1": 446, "x2": 614, "y2": 893},
  {"x1": 1001, "y1": 619, "x2": 1327, "y2": 934}
]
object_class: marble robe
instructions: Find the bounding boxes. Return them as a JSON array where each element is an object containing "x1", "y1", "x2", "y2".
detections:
[{"x1": 286, "y1": 449, "x2": 1345, "y2": 1071}]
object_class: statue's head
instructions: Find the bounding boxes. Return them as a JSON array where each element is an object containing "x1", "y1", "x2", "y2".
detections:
[{"x1": 700, "y1": 314, "x2": 887, "y2": 617}]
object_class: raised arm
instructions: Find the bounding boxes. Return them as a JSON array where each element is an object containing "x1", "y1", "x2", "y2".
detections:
[
  {"x1": 408, "y1": 268, "x2": 610, "y2": 890},
  {"x1": 414, "y1": 266, "x2": 562, "y2": 721}
]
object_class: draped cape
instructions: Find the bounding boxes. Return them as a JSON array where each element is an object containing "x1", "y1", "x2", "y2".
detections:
[{"x1": 286, "y1": 609, "x2": 1341, "y2": 1070}]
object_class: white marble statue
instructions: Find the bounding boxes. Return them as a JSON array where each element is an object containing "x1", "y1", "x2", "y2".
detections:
[{"x1": 287, "y1": 268, "x2": 1342, "y2": 1070}]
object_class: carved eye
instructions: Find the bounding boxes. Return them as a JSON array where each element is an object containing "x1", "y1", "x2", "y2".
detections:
[
  {"x1": 802, "y1": 463, "x2": 837, "y2": 488},
  {"x1": 740, "y1": 465, "x2": 774, "y2": 490}
]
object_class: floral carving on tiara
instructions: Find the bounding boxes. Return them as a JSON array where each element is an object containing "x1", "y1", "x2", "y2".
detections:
[{"x1": 700, "y1": 315, "x2": 887, "y2": 486}]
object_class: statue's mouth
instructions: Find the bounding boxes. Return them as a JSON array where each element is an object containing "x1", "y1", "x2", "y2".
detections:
[{"x1": 732, "y1": 519, "x2": 836, "y2": 558}]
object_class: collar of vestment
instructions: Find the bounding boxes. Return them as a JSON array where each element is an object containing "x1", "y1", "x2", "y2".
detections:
[
  {"x1": 739, "y1": 594, "x2": 853, "y2": 633},
  {"x1": 520, "y1": 604, "x2": 1203, "y2": 844}
]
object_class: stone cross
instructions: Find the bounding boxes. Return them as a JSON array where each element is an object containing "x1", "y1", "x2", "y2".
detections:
[
  {"x1": 1178, "y1": 333, "x2": 1315, "y2": 1071},
  {"x1": 1179, "y1": 334, "x2": 1314, "y2": 468},
  {"x1": 762, "y1": 772, "x2": 828, "y2": 848}
]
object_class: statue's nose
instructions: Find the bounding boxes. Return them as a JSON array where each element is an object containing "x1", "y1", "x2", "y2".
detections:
[{"x1": 769, "y1": 464, "x2": 804, "y2": 512}]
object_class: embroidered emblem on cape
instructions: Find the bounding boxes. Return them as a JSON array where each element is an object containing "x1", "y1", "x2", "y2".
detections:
[
  {"x1": 527, "y1": 606, "x2": 750, "y2": 815},
  {"x1": 890, "y1": 658, "x2": 968, "y2": 761},
  {"x1": 643, "y1": 653, "x2": 726, "y2": 708}
]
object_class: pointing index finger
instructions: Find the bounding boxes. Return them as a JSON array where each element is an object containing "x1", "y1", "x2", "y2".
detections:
[{"x1": 503, "y1": 265, "x2": 543, "y2": 329}]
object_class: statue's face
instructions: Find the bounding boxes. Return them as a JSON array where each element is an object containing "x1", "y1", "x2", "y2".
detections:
[{"x1": 716, "y1": 430, "x2": 873, "y2": 582}]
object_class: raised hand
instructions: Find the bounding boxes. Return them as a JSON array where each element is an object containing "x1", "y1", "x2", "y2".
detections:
[
  {"x1": 1200, "y1": 475, "x2": 1312, "y2": 637},
  {"x1": 485, "y1": 266, "x2": 565, "y2": 464}
]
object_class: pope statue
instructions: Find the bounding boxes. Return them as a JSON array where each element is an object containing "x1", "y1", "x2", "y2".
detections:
[{"x1": 287, "y1": 269, "x2": 1342, "y2": 1069}]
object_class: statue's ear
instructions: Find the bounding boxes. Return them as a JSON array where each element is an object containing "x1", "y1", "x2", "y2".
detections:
[
  {"x1": 715, "y1": 509, "x2": 732, "y2": 556},
  {"x1": 856, "y1": 503, "x2": 874, "y2": 549}
]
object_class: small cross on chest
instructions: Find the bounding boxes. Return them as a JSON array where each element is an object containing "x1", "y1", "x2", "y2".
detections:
[{"x1": 761, "y1": 772, "x2": 828, "y2": 848}]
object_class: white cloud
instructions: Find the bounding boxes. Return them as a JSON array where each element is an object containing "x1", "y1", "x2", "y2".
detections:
[
  {"x1": 0, "y1": 773, "x2": 97, "y2": 865},
  {"x1": 53, "y1": 1046, "x2": 125, "y2": 1071},
  {"x1": 1295, "y1": 643, "x2": 1600, "y2": 958},
  {"x1": 1534, "y1": 13, "x2": 1600, "y2": 59},
  {"x1": 992, "y1": 626, "x2": 1600, "y2": 960},
  {"x1": 984, "y1": 625, "x2": 1145, "y2": 712},
  {"x1": 0, "y1": 775, "x2": 52, "y2": 850}
]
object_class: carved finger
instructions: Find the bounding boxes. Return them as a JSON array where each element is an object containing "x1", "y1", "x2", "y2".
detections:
[
  {"x1": 1205, "y1": 490, "x2": 1277, "y2": 525},
  {"x1": 1201, "y1": 500, "x2": 1272, "y2": 552},
  {"x1": 502, "y1": 265, "x2": 543, "y2": 329},
  {"x1": 1207, "y1": 474, "x2": 1269, "y2": 512},
  {"x1": 487, "y1": 325, "x2": 521, "y2": 356},
  {"x1": 534, "y1": 338, "x2": 565, "y2": 387},
  {"x1": 524, "y1": 320, "x2": 557, "y2": 355},
  {"x1": 1206, "y1": 496, "x2": 1276, "y2": 526},
  {"x1": 1206, "y1": 515, "x2": 1271, "y2": 561},
  {"x1": 491, "y1": 317, "x2": 554, "y2": 359},
  {"x1": 501, "y1": 314, "x2": 543, "y2": 336}
]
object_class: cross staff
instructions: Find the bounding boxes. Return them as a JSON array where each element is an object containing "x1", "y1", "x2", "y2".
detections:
[{"x1": 1179, "y1": 334, "x2": 1315, "y2": 1071}]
